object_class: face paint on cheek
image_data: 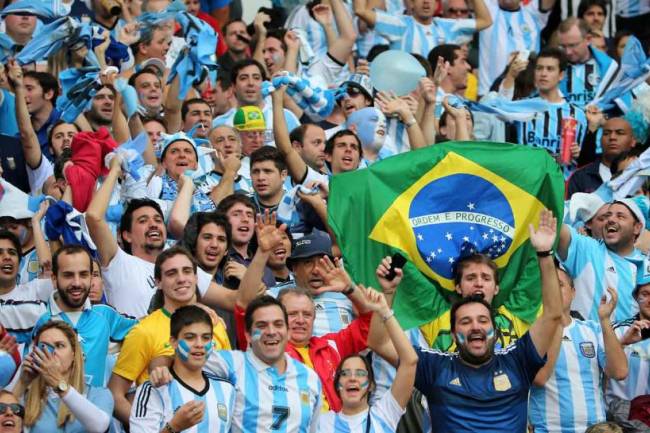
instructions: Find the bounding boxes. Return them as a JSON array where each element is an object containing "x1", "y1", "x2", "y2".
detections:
[
  {"x1": 203, "y1": 341, "x2": 214, "y2": 359},
  {"x1": 251, "y1": 329, "x2": 262, "y2": 342},
  {"x1": 176, "y1": 339, "x2": 191, "y2": 362},
  {"x1": 486, "y1": 328, "x2": 495, "y2": 339},
  {"x1": 456, "y1": 332, "x2": 466, "y2": 345},
  {"x1": 359, "y1": 380, "x2": 369, "y2": 388}
]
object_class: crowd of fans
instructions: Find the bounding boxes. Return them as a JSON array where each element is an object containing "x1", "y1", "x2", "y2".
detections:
[{"x1": 0, "y1": 0, "x2": 649, "y2": 431}]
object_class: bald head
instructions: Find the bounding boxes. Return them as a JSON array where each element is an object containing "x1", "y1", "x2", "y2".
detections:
[{"x1": 602, "y1": 117, "x2": 636, "y2": 162}]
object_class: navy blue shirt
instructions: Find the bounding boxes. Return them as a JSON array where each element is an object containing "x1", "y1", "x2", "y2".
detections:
[
  {"x1": 414, "y1": 332, "x2": 545, "y2": 433},
  {"x1": 34, "y1": 108, "x2": 60, "y2": 162}
]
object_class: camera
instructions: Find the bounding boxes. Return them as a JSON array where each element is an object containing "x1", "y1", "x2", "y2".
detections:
[{"x1": 100, "y1": 0, "x2": 122, "y2": 16}]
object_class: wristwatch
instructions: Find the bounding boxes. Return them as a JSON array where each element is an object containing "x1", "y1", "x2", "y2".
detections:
[
  {"x1": 163, "y1": 422, "x2": 179, "y2": 433},
  {"x1": 55, "y1": 380, "x2": 69, "y2": 395},
  {"x1": 342, "y1": 285, "x2": 355, "y2": 296}
]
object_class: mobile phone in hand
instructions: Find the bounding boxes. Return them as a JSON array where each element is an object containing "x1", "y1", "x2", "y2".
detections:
[{"x1": 385, "y1": 253, "x2": 407, "y2": 281}]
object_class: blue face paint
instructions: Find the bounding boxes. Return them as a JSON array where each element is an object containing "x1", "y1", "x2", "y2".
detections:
[
  {"x1": 251, "y1": 329, "x2": 262, "y2": 342},
  {"x1": 203, "y1": 341, "x2": 214, "y2": 359},
  {"x1": 456, "y1": 333, "x2": 466, "y2": 345},
  {"x1": 176, "y1": 340, "x2": 191, "y2": 362},
  {"x1": 486, "y1": 328, "x2": 495, "y2": 339}
]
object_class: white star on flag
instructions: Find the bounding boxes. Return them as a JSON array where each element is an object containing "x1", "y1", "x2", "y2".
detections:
[
  {"x1": 482, "y1": 233, "x2": 488, "y2": 240},
  {"x1": 463, "y1": 236, "x2": 470, "y2": 242},
  {"x1": 492, "y1": 235, "x2": 499, "y2": 242},
  {"x1": 448, "y1": 257, "x2": 455, "y2": 264},
  {"x1": 467, "y1": 202, "x2": 475, "y2": 210},
  {"x1": 445, "y1": 232, "x2": 453, "y2": 240},
  {"x1": 417, "y1": 234, "x2": 424, "y2": 241}
]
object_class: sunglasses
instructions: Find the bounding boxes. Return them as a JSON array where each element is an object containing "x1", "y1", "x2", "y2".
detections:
[
  {"x1": 0, "y1": 403, "x2": 25, "y2": 418},
  {"x1": 448, "y1": 7, "x2": 469, "y2": 14}
]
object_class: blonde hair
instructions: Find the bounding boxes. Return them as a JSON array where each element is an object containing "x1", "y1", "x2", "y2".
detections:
[{"x1": 24, "y1": 321, "x2": 86, "y2": 428}]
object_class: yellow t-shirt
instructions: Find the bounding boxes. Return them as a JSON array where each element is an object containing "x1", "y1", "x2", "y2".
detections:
[
  {"x1": 112, "y1": 308, "x2": 231, "y2": 385},
  {"x1": 419, "y1": 305, "x2": 532, "y2": 352},
  {"x1": 294, "y1": 346, "x2": 330, "y2": 412},
  {"x1": 464, "y1": 72, "x2": 479, "y2": 101}
]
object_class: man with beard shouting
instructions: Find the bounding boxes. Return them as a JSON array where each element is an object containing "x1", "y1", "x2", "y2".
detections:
[
  {"x1": 1, "y1": 245, "x2": 137, "y2": 387},
  {"x1": 410, "y1": 209, "x2": 563, "y2": 433}
]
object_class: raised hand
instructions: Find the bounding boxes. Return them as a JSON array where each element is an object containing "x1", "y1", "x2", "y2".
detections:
[
  {"x1": 598, "y1": 287, "x2": 618, "y2": 321},
  {"x1": 432, "y1": 56, "x2": 450, "y2": 86},
  {"x1": 284, "y1": 30, "x2": 301, "y2": 51},
  {"x1": 30, "y1": 345, "x2": 65, "y2": 388},
  {"x1": 356, "y1": 58, "x2": 370, "y2": 76},
  {"x1": 6, "y1": 59, "x2": 24, "y2": 89},
  {"x1": 418, "y1": 77, "x2": 437, "y2": 105},
  {"x1": 528, "y1": 209, "x2": 557, "y2": 252},
  {"x1": 359, "y1": 284, "x2": 390, "y2": 315},
  {"x1": 620, "y1": 319, "x2": 650, "y2": 345},
  {"x1": 312, "y1": 4, "x2": 334, "y2": 26},
  {"x1": 255, "y1": 211, "x2": 287, "y2": 254},
  {"x1": 376, "y1": 255, "x2": 402, "y2": 295},
  {"x1": 0, "y1": 332, "x2": 17, "y2": 356},
  {"x1": 375, "y1": 91, "x2": 412, "y2": 120},
  {"x1": 254, "y1": 12, "x2": 271, "y2": 35},
  {"x1": 313, "y1": 256, "x2": 354, "y2": 295}
]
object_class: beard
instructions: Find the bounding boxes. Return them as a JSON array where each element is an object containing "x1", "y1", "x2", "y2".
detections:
[
  {"x1": 457, "y1": 334, "x2": 496, "y2": 366},
  {"x1": 58, "y1": 286, "x2": 90, "y2": 309},
  {"x1": 143, "y1": 240, "x2": 165, "y2": 254}
]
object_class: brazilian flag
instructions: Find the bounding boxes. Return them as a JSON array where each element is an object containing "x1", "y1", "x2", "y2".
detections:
[{"x1": 328, "y1": 141, "x2": 565, "y2": 330}]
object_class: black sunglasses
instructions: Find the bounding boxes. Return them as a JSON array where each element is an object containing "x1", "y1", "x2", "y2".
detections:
[{"x1": 0, "y1": 403, "x2": 24, "y2": 418}]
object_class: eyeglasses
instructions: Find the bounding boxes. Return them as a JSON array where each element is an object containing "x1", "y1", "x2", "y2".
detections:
[
  {"x1": 340, "y1": 369, "x2": 368, "y2": 378},
  {"x1": 0, "y1": 403, "x2": 25, "y2": 418}
]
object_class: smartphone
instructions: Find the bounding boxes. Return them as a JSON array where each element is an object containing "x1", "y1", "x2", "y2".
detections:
[
  {"x1": 38, "y1": 342, "x2": 55, "y2": 354},
  {"x1": 642, "y1": 327, "x2": 650, "y2": 340},
  {"x1": 516, "y1": 50, "x2": 530, "y2": 62},
  {"x1": 385, "y1": 253, "x2": 407, "y2": 281}
]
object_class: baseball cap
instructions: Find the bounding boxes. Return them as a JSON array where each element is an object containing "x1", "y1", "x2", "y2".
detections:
[
  {"x1": 233, "y1": 106, "x2": 265, "y2": 132},
  {"x1": 287, "y1": 231, "x2": 333, "y2": 266},
  {"x1": 340, "y1": 74, "x2": 373, "y2": 101}
]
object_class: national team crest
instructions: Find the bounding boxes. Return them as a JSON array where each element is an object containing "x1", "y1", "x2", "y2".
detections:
[
  {"x1": 369, "y1": 152, "x2": 545, "y2": 290},
  {"x1": 217, "y1": 403, "x2": 228, "y2": 421},
  {"x1": 300, "y1": 390, "x2": 310, "y2": 406},
  {"x1": 580, "y1": 341, "x2": 596, "y2": 358}
]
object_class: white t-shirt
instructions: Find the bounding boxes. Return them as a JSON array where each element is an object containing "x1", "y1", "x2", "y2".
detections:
[
  {"x1": 0, "y1": 278, "x2": 53, "y2": 302},
  {"x1": 102, "y1": 247, "x2": 212, "y2": 318},
  {"x1": 27, "y1": 156, "x2": 53, "y2": 195},
  {"x1": 318, "y1": 389, "x2": 405, "y2": 433}
]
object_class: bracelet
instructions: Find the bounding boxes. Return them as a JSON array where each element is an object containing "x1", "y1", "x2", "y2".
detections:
[
  {"x1": 382, "y1": 309, "x2": 395, "y2": 322},
  {"x1": 342, "y1": 285, "x2": 355, "y2": 296},
  {"x1": 404, "y1": 117, "x2": 417, "y2": 128},
  {"x1": 536, "y1": 249, "x2": 554, "y2": 257},
  {"x1": 163, "y1": 423, "x2": 179, "y2": 433}
]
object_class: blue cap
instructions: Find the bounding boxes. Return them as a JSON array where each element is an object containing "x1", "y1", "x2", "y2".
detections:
[
  {"x1": 287, "y1": 232, "x2": 333, "y2": 265},
  {"x1": 636, "y1": 256, "x2": 650, "y2": 298}
]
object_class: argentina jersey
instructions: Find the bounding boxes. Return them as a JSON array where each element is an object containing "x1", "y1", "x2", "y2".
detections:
[
  {"x1": 197, "y1": 170, "x2": 253, "y2": 196},
  {"x1": 529, "y1": 319, "x2": 607, "y2": 433},
  {"x1": 319, "y1": 390, "x2": 406, "y2": 433},
  {"x1": 205, "y1": 351, "x2": 322, "y2": 433},
  {"x1": 562, "y1": 225, "x2": 640, "y2": 322},
  {"x1": 478, "y1": 0, "x2": 549, "y2": 95},
  {"x1": 18, "y1": 248, "x2": 40, "y2": 284},
  {"x1": 608, "y1": 318, "x2": 650, "y2": 401},
  {"x1": 312, "y1": 292, "x2": 355, "y2": 337},
  {"x1": 374, "y1": 12, "x2": 476, "y2": 58},
  {"x1": 130, "y1": 372, "x2": 236, "y2": 433},
  {"x1": 517, "y1": 99, "x2": 587, "y2": 155},
  {"x1": 560, "y1": 49, "x2": 618, "y2": 109}
]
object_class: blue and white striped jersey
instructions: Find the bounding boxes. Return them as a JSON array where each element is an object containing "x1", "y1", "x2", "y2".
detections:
[
  {"x1": 374, "y1": 12, "x2": 476, "y2": 58},
  {"x1": 607, "y1": 316, "x2": 650, "y2": 402},
  {"x1": 18, "y1": 248, "x2": 40, "y2": 284},
  {"x1": 478, "y1": 0, "x2": 550, "y2": 95},
  {"x1": 205, "y1": 350, "x2": 322, "y2": 433},
  {"x1": 529, "y1": 319, "x2": 607, "y2": 433},
  {"x1": 197, "y1": 170, "x2": 254, "y2": 197},
  {"x1": 516, "y1": 98, "x2": 587, "y2": 154},
  {"x1": 561, "y1": 225, "x2": 641, "y2": 322},
  {"x1": 312, "y1": 292, "x2": 355, "y2": 337},
  {"x1": 319, "y1": 389, "x2": 406, "y2": 433},
  {"x1": 560, "y1": 48, "x2": 618, "y2": 109},
  {"x1": 616, "y1": 0, "x2": 650, "y2": 17},
  {"x1": 130, "y1": 371, "x2": 236, "y2": 433}
]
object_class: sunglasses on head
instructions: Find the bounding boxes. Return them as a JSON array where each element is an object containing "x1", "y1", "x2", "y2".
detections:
[{"x1": 0, "y1": 403, "x2": 25, "y2": 418}]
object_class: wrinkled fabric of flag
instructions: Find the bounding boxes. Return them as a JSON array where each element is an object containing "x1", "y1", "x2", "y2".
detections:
[
  {"x1": 0, "y1": 34, "x2": 15, "y2": 64},
  {"x1": 0, "y1": 0, "x2": 71, "y2": 20},
  {"x1": 167, "y1": 12, "x2": 218, "y2": 100},
  {"x1": 44, "y1": 201, "x2": 98, "y2": 257},
  {"x1": 262, "y1": 71, "x2": 336, "y2": 120},
  {"x1": 56, "y1": 66, "x2": 102, "y2": 122},
  {"x1": 592, "y1": 36, "x2": 650, "y2": 112},
  {"x1": 448, "y1": 95, "x2": 553, "y2": 123},
  {"x1": 16, "y1": 16, "x2": 79, "y2": 65},
  {"x1": 328, "y1": 142, "x2": 565, "y2": 329}
]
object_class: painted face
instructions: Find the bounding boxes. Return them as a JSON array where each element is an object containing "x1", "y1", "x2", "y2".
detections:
[
  {"x1": 173, "y1": 322, "x2": 214, "y2": 369},
  {"x1": 337, "y1": 357, "x2": 372, "y2": 407},
  {"x1": 345, "y1": 107, "x2": 387, "y2": 155},
  {"x1": 246, "y1": 305, "x2": 288, "y2": 365},
  {"x1": 453, "y1": 302, "x2": 496, "y2": 364}
]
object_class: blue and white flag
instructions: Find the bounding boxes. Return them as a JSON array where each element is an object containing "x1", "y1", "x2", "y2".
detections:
[
  {"x1": 15, "y1": 16, "x2": 78, "y2": 65},
  {"x1": 167, "y1": 12, "x2": 218, "y2": 100},
  {"x1": 56, "y1": 66, "x2": 101, "y2": 123},
  {"x1": 592, "y1": 36, "x2": 650, "y2": 111},
  {"x1": 448, "y1": 95, "x2": 552, "y2": 122},
  {"x1": 262, "y1": 71, "x2": 336, "y2": 120},
  {"x1": 44, "y1": 201, "x2": 97, "y2": 255},
  {"x1": 0, "y1": 34, "x2": 15, "y2": 65},
  {"x1": 0, "y1": 0, "x2": 71, "y2": 20}
]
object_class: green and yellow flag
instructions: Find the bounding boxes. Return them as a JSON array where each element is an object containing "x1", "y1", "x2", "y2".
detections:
[{"x1": 328, "y1": 141, "x2": 565, "y2": 330}]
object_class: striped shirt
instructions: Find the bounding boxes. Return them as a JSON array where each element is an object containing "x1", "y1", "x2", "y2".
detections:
[
  {"x1": 478, "y1": 0, "x2": 550, "y2": 95},
  {"x1": 205, "y1": 350, "x2": 322, "y2": 433},
  {"x1": 561, "y1": 225, "x2": 641, "y2": 323},
  {"x1": 529, "y1": 319, "x2": 607, "y2": 433},
  {"x1": 197, "y1": 170, "x2": 254, "y2": 197},
  {"x1": 17, "y1": 248, "x2": 40, "y2": 284},
  {"x1": 312, "y1": 292, "x2": 355, "y2": 337},
  {"x1": 559, "y1": 0, "x2": 616, "y2": 36},
  {"x1": 517, "y1": 98, "x2": 586, "y2": 154},
  {"x1": 608, "y1": 315, "x2": 650, "y2": 401},
  {"x1": 560, "y1": 49, "x2": 618, "y2": 109},
  {"x1": 130, "y1": 371, "x2": 236, "y2": 433},
  {"x1": 319, "y1": 390, "x2": 406, "y2": 433},
  {"x1": 374, "y1": 12, "x2": 476, "y2": 58}
]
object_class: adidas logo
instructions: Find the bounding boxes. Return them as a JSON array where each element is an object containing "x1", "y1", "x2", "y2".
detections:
[
  {"x1": 607, "y1": 266, "x2": 616, "y2": 273},
  {"x1": 449, "y1": 377, "x2": 461, "y2": 386}
]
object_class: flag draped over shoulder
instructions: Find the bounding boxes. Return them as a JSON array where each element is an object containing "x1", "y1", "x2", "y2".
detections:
[{"x1": 328, "y1": 142, "x2": 565, "y2": 329}]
